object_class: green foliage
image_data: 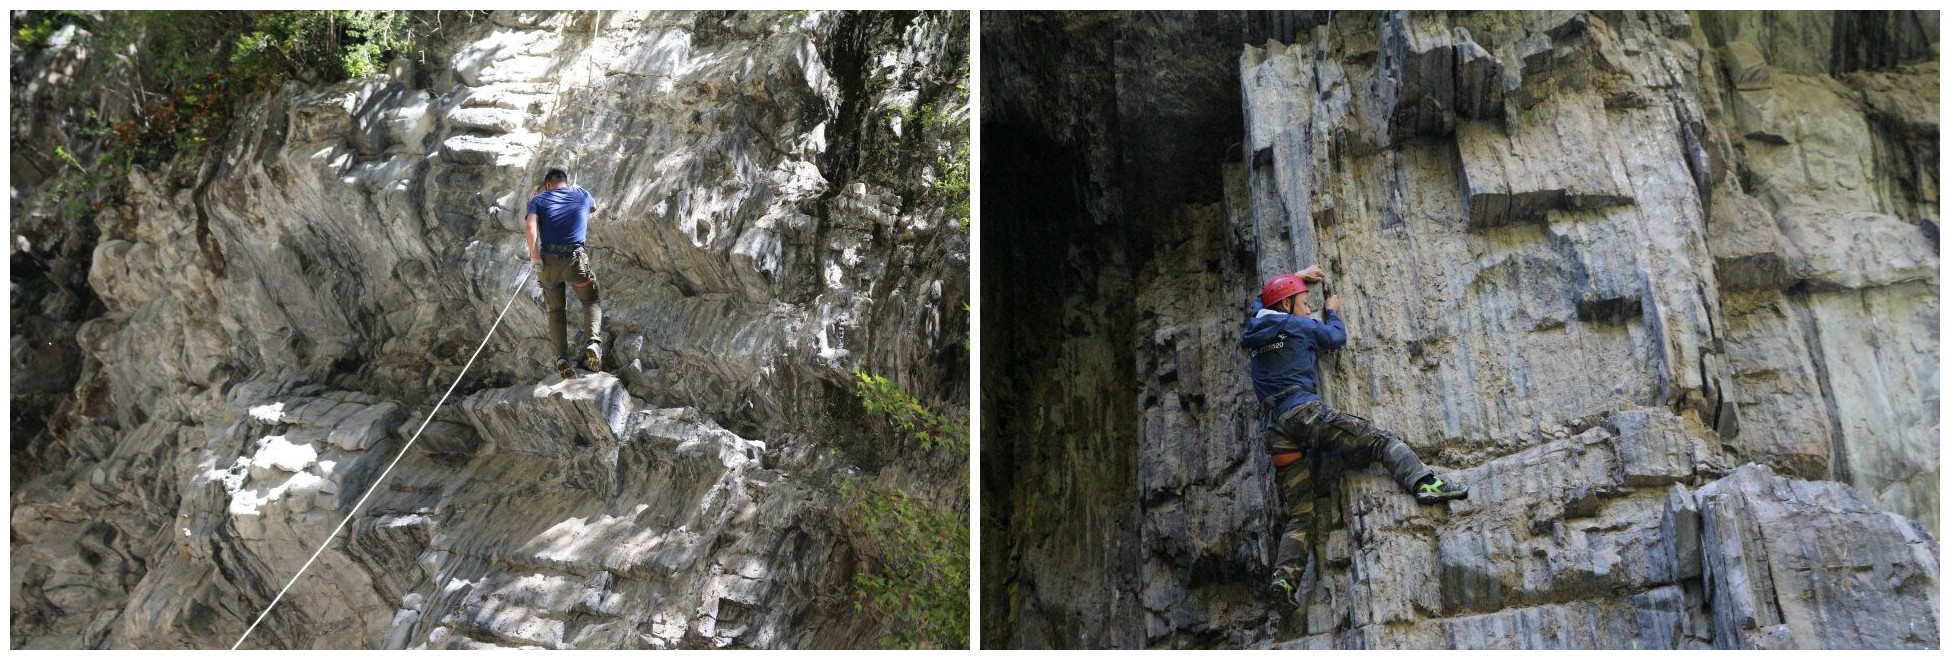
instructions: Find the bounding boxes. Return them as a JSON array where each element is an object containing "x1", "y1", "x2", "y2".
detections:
[
  {"x1": 840, "y1": 371, "x2": 969, "y2": 648},
  {"x1": 936, "y1": 140, "x2": 969, "y2": 228},
  {"x1": 854, "y1": 371, "x2": 966, "y2": 453},
  {"x1": 20, "y1": 11, "x2": 420, "y2": 222},
  {"x1": 96, "y1": 12, "x2": 238, "y2": 96},
  {"x1": 838, "y1": 476, "x2": 969, "y2": 649},
  {"x1": 46, "y1": 130, "x2": 107, "y2": 220},
  {"x1": 12, "y1": 10, "x2": 90, "y2": 48},
  {"x1": 96, "y1": 11, "x2": 416, "y2": 169},
  {"x1": 914, "y1": 95, "x2": 969, "y2": 230},
  {"x1": 53, "y1": 145, "x2": 81, "y2": 171},
  {"x1": 230, "y1": 10, "x2": 412, "y2": 82}
]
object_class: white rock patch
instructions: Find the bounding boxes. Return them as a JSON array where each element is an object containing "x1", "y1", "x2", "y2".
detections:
[
  {"x1": 252, "y1": 435, "x2": 320, "y2": 473},
  {"x1": 248, "y1": 402, "x2": 287, "y2": 424}
]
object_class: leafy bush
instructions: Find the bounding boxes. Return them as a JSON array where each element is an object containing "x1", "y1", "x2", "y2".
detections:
[
  {"x1": 841, "y1": 371, "x2": 968, "y2": 648},
  {"x1": 838, "y1": 476, "x2": 969, "y2": 649},
  {"x1": 936, "y1": 140, "x2": 969, "y2": 227},
  {"x1": 14, "y1": 11, "x2": 420, "y2": 209},
  {"x1": 855, "y1": 371, "x2": 966, "y2": 453},
  {"x1": 914, "y1": 94, "x2": 969, "y2": 229},
  {"x1": 229, "y1": 10, "x2": 413, "y2": 82},
  {"x1": 9, "y1": 10, "x2": 426, "y2": 230},
  {"x1": 11, "y1": 10, "x2": 90, "y2": 48}
]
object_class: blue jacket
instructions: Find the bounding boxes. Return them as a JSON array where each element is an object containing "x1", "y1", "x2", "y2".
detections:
[{"x1": 1241, "y1": 298, "x2": 1346, "y2": 425}]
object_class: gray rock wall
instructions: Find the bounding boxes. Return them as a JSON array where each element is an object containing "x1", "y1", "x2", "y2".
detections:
[
  {"x1": 12, "y1": 10, "x2": 966, "y2": 649},
  {"x1": 983, "y1": 10, "x2": 1937, "y2": 649}
]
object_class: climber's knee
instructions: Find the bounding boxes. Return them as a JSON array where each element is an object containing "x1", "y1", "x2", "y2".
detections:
[
  {"x1": 1373, "y1": 431, "x2": 1435, "y2": 489},
  {"x1": 1371, "y1": 430, "x2": 1414, "y2": 466},
  {"x1": 1368, "y1": 428, "x2": 1403, "y2": 460}
]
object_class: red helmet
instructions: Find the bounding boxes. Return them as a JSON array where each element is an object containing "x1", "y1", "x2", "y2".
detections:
[{"x1": 1260, "y1": 274, "x2": 1308, "y2": 307}]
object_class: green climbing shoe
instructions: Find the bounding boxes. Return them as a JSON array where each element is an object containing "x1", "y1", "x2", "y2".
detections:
[
  {"x1": 1267, "y1": 576, "x2": 1303, "y2": 609},
  {"x1": 1414, "y1": 475, "x2": 1468, "y2": 504},
  {"x1": 554, "y1": 358, "x2": 575, "y2": 379}
]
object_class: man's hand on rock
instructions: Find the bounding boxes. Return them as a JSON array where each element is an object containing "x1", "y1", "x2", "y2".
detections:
[
  {"x1": 1297, "y1": 265, "x2": 1326, "y2": 283},
  {"x1": 1324, "y1": 294, "x2": 1342, "y2": 312}
]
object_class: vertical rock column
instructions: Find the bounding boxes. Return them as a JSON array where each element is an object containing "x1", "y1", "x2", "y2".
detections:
[{"x1": 1700, "y1": 17, "x2": 1941, "y2": 531}]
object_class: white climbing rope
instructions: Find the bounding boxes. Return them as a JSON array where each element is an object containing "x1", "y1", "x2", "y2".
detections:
[{"x1": 232, "y1": 263, "x2": 534, "y2": 650}]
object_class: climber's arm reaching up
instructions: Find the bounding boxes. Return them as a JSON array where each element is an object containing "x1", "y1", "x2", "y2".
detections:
[
  {"x1": 1315, "y1": 294, "x2": 1347, "y2": 349},
  {"x1": 1298, "y1": 265, "x2": 1341, "y2": 348}
]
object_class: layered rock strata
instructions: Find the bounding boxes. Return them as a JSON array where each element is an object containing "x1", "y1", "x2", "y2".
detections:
[{"x1": 12, "y1": 10, "x2": 967, "y2": 649}]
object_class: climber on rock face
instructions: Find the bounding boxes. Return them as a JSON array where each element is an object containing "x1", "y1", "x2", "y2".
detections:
[
  {"x1": 525, "y1": 167, "x2": 604, "y2": 379},
  {"x1": 1242, "y1": 264, "x2": 1467, "y2": 610}
]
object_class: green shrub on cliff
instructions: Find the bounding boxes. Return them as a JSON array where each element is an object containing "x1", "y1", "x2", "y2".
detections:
[
  {"x1": 11, "y1": 10, "x2": 89, "y2": 47},
  {"x1": 13, "y1": 11, "x2": 422, "y2": 181},
  {"x1": 228, "y1": 10, "x2": 413, "y2": 81},
  {"x1": 937, "y1": 138, "x2": 970, "y2": 228},
  {"x1": 916, "y1": 95, "x2": 969, "y2": 228},
  {"x1": 838, "y1": 476, "x2": 969, "y2": 649},
  {"x1": 840, "y1": 371, "x2": 969, "y2": 648},
  {"x1": 855, "y1": 371, "x2": 967, "y2": 453}
]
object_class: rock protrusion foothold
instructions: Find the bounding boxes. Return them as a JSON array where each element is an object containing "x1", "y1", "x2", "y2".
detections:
[{"x1": 1722, "y1": 42, "x2": 1772, "y2": 91}]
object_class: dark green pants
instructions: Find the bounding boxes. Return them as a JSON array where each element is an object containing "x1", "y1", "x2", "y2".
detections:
[
  {"x1": 540, "y1": 247, "x2": 601, "y2": 361},
  {"x1": 1267, "y1": 400, "x2": 1433, "y2": 585}
]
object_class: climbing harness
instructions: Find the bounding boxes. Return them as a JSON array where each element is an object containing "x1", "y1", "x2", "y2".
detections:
[
  {"x1": 231, "y1": 261, "x2": 535, "y2": 649},
  {"x1": 539, "y1": 241, "x2": 582, "y2": 257},
  {"x1": 1270, "y1": 451, "x2": 1306, "y2": 468}
]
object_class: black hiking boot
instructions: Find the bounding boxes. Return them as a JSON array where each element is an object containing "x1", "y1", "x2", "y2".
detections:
[
  {"x1": 581, "y1": 342, "x2": 602, "y2": 373},
  {"x1": 554, "y1": 358, "x2": 575, "y2": 379},
  {"x1": 1413, "y1": 474, "x2": 1468, "y2": 504}
]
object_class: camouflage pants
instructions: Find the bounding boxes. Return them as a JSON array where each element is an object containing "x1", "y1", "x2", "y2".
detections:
[
  {"x1": 1267, "y1": 400, "x2": 1433, "y2": 585},
  {"x1": 540, "y1": 246, "x2": 601, "y2": 361}
]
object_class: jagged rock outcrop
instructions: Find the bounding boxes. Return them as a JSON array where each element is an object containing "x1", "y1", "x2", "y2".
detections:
[
  {"x1": 14, "y1": 371, "x2": 871, "y2": 649},
  {"x1": 12, "y1": 10, "x2": 967, "y2": 649},
  {"x1": 983, "y1": 10, "x2": 1936, "y2": 649}
]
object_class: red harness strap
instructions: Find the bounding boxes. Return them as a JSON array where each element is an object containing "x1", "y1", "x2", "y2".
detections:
[{"x1": 1270, "y1": 451, "x2": 1305, "y2": 468}]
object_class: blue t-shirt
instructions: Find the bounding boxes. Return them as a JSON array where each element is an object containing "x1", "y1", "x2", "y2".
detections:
[{"x1": 527, "y1": 186, "x2": 594, "y2": 246}]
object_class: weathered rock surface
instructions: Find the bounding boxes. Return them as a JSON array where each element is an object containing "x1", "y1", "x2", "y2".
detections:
[
  {"x1": 12, "y1": 10, "x2": 967, "y2": 649},
  {"x1": 983, "y1": 10, "x2": 1936, "y2": 649}
]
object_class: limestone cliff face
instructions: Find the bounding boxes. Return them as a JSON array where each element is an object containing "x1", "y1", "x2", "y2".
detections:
[
  {"x1": 11, "y1": 10, "x2": 968, "y2": 649},
  {"x1": 983, "y1": 10, "x2": 1936, "y2": 649}
]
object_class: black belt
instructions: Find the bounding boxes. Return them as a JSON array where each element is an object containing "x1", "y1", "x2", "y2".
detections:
[
  {"x1": 1260, "y1": 384, "x2": 1313, "y2": 407},
  {"x1": 540, "y1": 243, "x2": 583, "y2": 257}
]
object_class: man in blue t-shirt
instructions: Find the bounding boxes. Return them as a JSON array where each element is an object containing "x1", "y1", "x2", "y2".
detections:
[
  {"x1": 1243, "y1": 264, "x2": 1466, "y2": 612},
  {"x1": 525, "y1": 168, "x2": 602, "y2": 378}
]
